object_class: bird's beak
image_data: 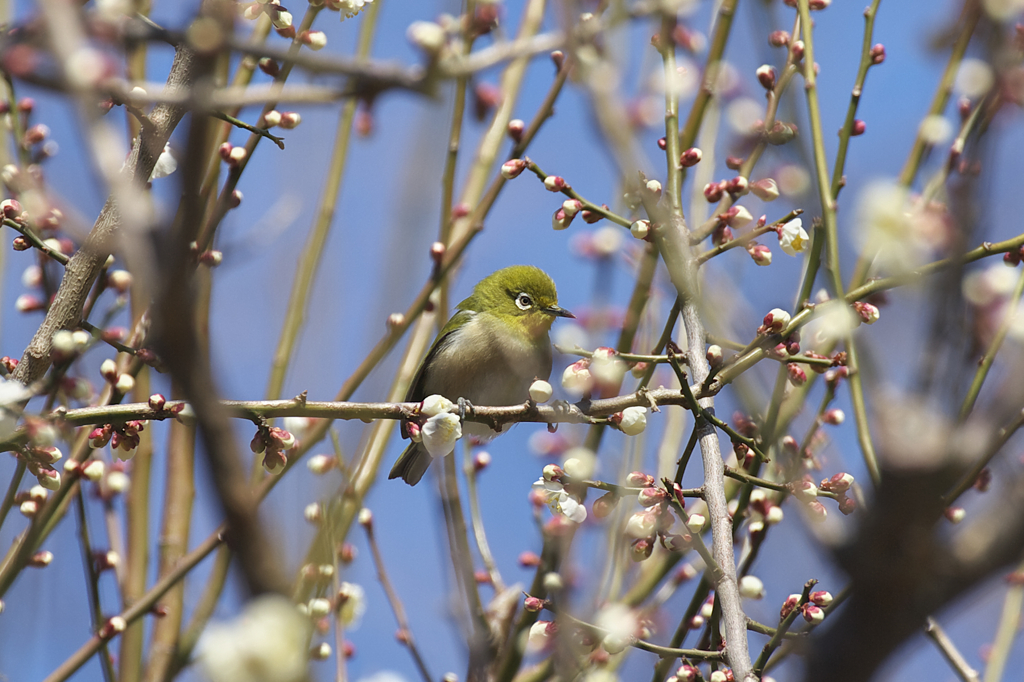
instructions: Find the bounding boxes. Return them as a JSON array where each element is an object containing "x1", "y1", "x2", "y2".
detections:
[{"x1": 544, "y1": 304, "x2": 575, "y2": 319}]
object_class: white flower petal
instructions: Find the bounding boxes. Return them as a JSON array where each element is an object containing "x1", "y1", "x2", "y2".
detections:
[{"x1": 421, "y1": 413, "x2": 461, "y2": 458}]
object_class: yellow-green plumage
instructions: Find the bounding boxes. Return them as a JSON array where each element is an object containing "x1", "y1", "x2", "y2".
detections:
[{"x1": 389, "y1": 266, "x2": 573, "y2": 485}]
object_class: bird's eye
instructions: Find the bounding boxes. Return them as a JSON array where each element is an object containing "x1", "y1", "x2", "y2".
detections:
[{"x1": 515, "y1": 293, "x2": 533, "y2": 310}]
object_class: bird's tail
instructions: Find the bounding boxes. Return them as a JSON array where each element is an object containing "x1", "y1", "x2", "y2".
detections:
[{"x1": 388, "y1": 442, "x2": 432, "y2": 486}]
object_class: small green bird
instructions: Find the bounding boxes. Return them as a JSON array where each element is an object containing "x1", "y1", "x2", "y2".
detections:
[{"x1": 389, "y1": 265, "x2": 574, "y2": 485}]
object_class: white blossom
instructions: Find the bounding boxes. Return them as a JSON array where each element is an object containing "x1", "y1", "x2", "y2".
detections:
[
  {"x1": 532, "y1": 477, "x2": 587, "y2": 523},
  {"x1": 421, "y1": 412, "x2": 461, "y2": 458},
  {"x1": 778, "y1": 217, "x2": 809, "y2": 256},
  {"x1": 197, "y1": 595, "x2": 310, "y2": 682}
]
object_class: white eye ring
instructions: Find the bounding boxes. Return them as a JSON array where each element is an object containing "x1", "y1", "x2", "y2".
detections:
[{"x1": 515, "y1": 293, "x2": 533, "y2": 310}]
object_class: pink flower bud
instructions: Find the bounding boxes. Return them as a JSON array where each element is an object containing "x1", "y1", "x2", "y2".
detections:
[
  {"x1": 810, "y1": 590, "x2": 833, "y2": 606},
  {"x1": 638, "y1": 487, "x2": 667, "y2": 507},
  {"x1": 679, "y1": 147, "x2": 702, "y2": 167},
  {"x1": 821, "y1": 409, "x2": 844, "y2": 426},
  {"x1": 524, "y1": 596, "x2": 545, "y2": 612},
  {"x1": 630, "y1": 537, "x2": 653, "y2": 562},
  {"x1": 781, "y1": 594, "x2": 801, "y2": 619},
  {"x1": 552, "y1": 207, "x2": 574, "y2": 231},
  {"x1": 518, "y1": 551, "x2": 541, "y2": 567},
  {"x1": 657, "y1": 137, "x2": 667, "y2": 150},
  {"x1": 756, "y1": 64, "x2": 776, "y2": 90},
  {"x1": 592, "y1": 491, "x2": 619, "y2": 518},
  {"x1": 543, "y1": 175, "x2": 568, "y2": 192},
  {"x1": 747, "y1": 242, "x2": 772, "y2": 265},
  {"x1": 258, "y1": 58, "x2": 280, "y2": 77},
  {"x1": 626, "y1": 471, "x2": 655, "y2": 487},
  {"x1": 279, "y1": 112, "x2": 302, "y2": 129},
  {"x1": 703, "y1": 182, "x2": 724, "y2": 203},
  {"x1": 473, "y1": 451, "x2": 491, "y2": 471},
  {"x1": 501, "y1": 159, "x2": 526, "y2": 179},
  {"x1": 706, "y1": 344, "x2": 723, "y2": 368},
  {"x1": 945, "y1": 506, "x2": 966, "y2": 524},
  {"x1": 769, "y1": 30, "x2": 790, "y2": 47},
  {"x1": 801, "y1": 603, "x2": 825, "y2": 623},
  {"x1": 853, "y1": 301, "x2": 880, "y2": 324},
  {"x1": 791, "y1": 40, "x2": 805, "y2": 61},
  {"x1": 759, "y1": 308, "x2": 791, "y2": 334},
  {"x1": 750, "y1": 178, "x2": 779, "y2": 202},
  {"x1": 507, "y1": 119, "x2": 525, "y2": 142},
  {"x1": 787, "y1": 363, "x2": 807, "y2": 386},
  {"x1": 300, "y1": 30, "x2": 328, "y2": 51},
  {"x1": 850, "y1": 119, "x2": 866, "y2": 136},
  {"x1": 870, "y1": 44, "x2": 886, "y2": 65}
]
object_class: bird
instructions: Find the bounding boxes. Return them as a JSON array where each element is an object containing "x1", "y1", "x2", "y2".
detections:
[{"x1": 389, "y1": 265, "x2": 574, "y2": 485}]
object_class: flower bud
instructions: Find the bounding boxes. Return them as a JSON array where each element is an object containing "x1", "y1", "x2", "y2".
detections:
[
  {"x1": 853, "y1": 301, "x2": 880, "y2": 324},
  {"x1": 801, "y1": 603, "x2": 825, "y2": 623},
  {"x1": 756, "y1": 64, "x2": 776, "y2": 90},
  {"x1": 703, "y1": 181, "x2": 724, "y2": 202},
  {"x1": 750, "y1": 178, "x2": 779, "y2": 202},
  {"x1": 945, "y1": 506, "x2": 966, "y2": 524},
  {"x1": 630, "y1": 538, "x2": 653, "y2": 562},
  {"x1": 501, "y1": 159, "x2": 526, "y2": 179},
  {"x1": 551, "y1": 207, "x2": 574, "y2": 231},
  {"x1": 279, "y1": 112, "x2": 302, "y2": 129},
  {"x1": 679, "y1": 147, "x2": 703, "y2": 168},
  {"x1": 810, "y1": 590, "x2": 833, "y2": 606},
  {"x1": 524, "y1": 596, "x2": 545, "y2": 612},
  {"x1": 706, "y1": 344, "x2": 723, "y2": 368},
  {"x1": 407, "y1": 21, "x2": 446, "y2": 55},
  {"x1": 637, "y1": 487, "x2": 666, "y2": 507},
  {"x1": 685, "y1": 514, "x2": 706, "y2": 534},
  {"x1": 529, "y1": 379, "x2": 553, "y2": 403},
  {"x1": 616, "y1": 406, "x2": 648, "y2": 435},
  {"x1": 592, "y1": 491, "x2": 619, "y2": 518},
  {"x1": 747, "y1": 242, "x2": 772, "y2": 265},
  {"x1": 507, "y1": 119, "x2": 525, "y2": 142},
  {"x1": 850, "y1": 119, "x2": 866, "y2": 136},
  {"x1": 627, "y1": 471, "x2": 655, "y2": 487},
  {"x1": 262, "y1": 110, "x2": 282, "y2": 127},
  {"x1": 300, "y1": 30, "x2": 327, "y2": 51},
  {"x1": 787, "y1": 363, "x2": 807, "y2": 386},
  {"x1": 629, "y1": 220, "x2": 650, "y2": 240},
  {"x1": 543, "y1": 175, "x2": 568, "y2": 192},
  {"x1": 759, "y1": 308, "x2": 791, "y2": 334},
  {"x1": 870, "y1": 43, "x2": 886, "y2": 65},
  {"x1": 739, "y1": 575, "x2": 765, "y2": 599}
]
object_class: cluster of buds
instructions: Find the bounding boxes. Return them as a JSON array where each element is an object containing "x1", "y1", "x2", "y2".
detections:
[
  {"x1": 100, "y1": 359, "x2": 135, "y2": 395},
  {"x1": 89, "y1": 420, "x2": 147, "y2": 457},
  {"x1": 218, "y1": 142, "x2": 248, "y2": 168},
  {"x1": 188, "y1": 241, "x2": 223, "y2": 267},
  {"x1": 747, "y1": 489, "x2": 784, "y2": 536},
  {"x1": 820, "y1": 472, "x2": 856, "y2": 515},
  {"x1": 251, "y1": 425, "x2": 296, "y2": 474},
  {"x1": 703, "y1": 176, "x2": 749, "y2": 203},
  {"x1": 552, "y1": 199, "x2": 582, "y2": 231},
  {"x1": 21, "y1": 441, "x2": 62, "y2": 490},
  {"x1": 16, "y1": 484, "x2": 50, "y2": 517}
]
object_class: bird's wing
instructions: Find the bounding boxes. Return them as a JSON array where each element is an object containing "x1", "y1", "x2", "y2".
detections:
[{"x1": 405, "y1": 310, "x2": 475, "y2": 403}]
